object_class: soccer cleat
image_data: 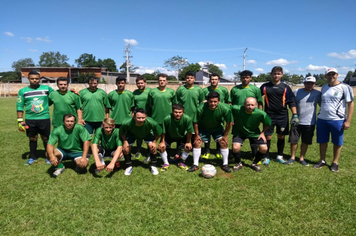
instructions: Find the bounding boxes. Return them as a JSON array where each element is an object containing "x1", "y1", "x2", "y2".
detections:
[
  {"x1": 233, "y1": 163, "x2": 243, "y2": 172},
  {"x1": 143, "y1": 155, "x2": 151, "y2": 164},
  {"x1": 151, "y1": 166, "x2": 159, "y2": 175},
  {"x1": 330, "y1": 163, "x2": 339, "y2": 172},
  {"x1": 201, "y1": 153, "x2": 210, "y2": 159},
  {"x1": 299, "y1": 160, "x2": 309, "y2": 166},
  {"x1": 115, "y1": 162, "x2": 121, "y2": 169},
  {"x1": 222, "y1": 165, "x2": 231, "y2": 173},
  {"x1": 285, "y1": 159, "x2": 295, "y2": 165},
  {"x1": 133, "y1": 152, "x2": 140, "y2": 159},
  {"x1": 314, "y1": 161, "x2": 326, "y2": 169},
  {"x1": 276, "y1": 155, "x2": 285, "y2": 164},
  {"x1": 53, "y1": 166, "x2": 65, "y2": 177},
  {"x1": 124, "y1": 166, "x2": 133, "y2": 176},
  {"x1": 161, "y1": 164, "x2": 170, "y2": 172},
  {"x1": 45, "y1": 159, "x2": 51, "y2": 165},
  {"x1": 216, "y1": 153, "x2": 222, "y2": 159},
  {"x1": 262, "y1": 157, "x2": 270, "y2": 166},
  {"x1": 251, "y1": 163, "x2": 263, "y2": 172},
  {"x1": 178, "y1": 162, "x2": 188, "y2": 170},
  {"x1": 188, "y1": 165, "x2": 199, "y2": 172},
  {"x1": 94, "y1": 168, "x2": 102, "y2": 175},
  {"x1": 25, "y1": 158, "x2": 37, "y2": 165}
]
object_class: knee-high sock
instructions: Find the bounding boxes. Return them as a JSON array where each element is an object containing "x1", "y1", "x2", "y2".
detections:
[
  {"x1": 253, "y1": 151, "x2": 264, "y2": 164},
  {"x1": 250, "y1": 145, "x2": 257, "y2": 158},
  {"x1": 266, "y1": 140, "x2": 271, "y2": 158},
  {"x1": 204, "y1": 137, "x2": 211, "y2": 154},
  {"x1": 29, "y1": 140, "x2": 37, "y2": 159},
  {"x1": 181, "y1": 151, "x2": 189, "y2": 161},
  {"x1": 193, "y1": 148, "x2": 201, "y2": 166},
  {"x1": 42, "y1": 141, "x2": 48, "y2": 152},
  {"x1": 216, "y1": 142, "x2": 221, "y2": 153},
  {"x1": 220, "y1": 148, "x2": 229, "y2": 165},
  {"x1": 234, "y1": 152, "x2": 241, "y2": 164},
  {"x1": 124, "y1": 154, "x2": 132, "y2": 167},
  {"x1": 160, "y1": 151, "x2": 169, "y2": 165},
  {"x1": 98, "y1": 153, "x2": 105, "y2": 165},
  {"x1": 277, "y1": 139, "x2": 285, "y2": 156},
  {"x1": 150, "y1": 153, "x2": 157, "y2": 166},
  {"x1": 136, "y1": 139, "x2": 143, "y2": 152}
]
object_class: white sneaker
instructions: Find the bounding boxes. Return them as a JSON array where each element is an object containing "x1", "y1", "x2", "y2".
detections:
[
  {"x1": 143, "y1": 155, "x2": 151, "y2": 164},
  {"x1": 151, "y1": 166, "x2": 159, "y2": 175},
  {"x1": 53, "y1": 166, "x2": 65, "y2": 177},
  {"x1": 124, "y1": 166, "x2": 133, "y2": 176}
]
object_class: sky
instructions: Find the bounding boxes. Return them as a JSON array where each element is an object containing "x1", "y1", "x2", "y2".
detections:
[{"x1": 1, "y1": 0, "x2": 356, "y2": 81}]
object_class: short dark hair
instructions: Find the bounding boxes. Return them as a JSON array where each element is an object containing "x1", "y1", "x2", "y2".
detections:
[
  {"x1": 207, "y1": 91, "x2": 220, "y2": 101},
  {"x1": 271, "y1": 66, "x2": 283, "y2": 74},
  {"x1": 88, "y1": 76, "x2": 98, "y2": 83},
  {"x1": 172, "y1": 104, "x2": 184, "y2": 111},
  {"x1": 134, "y1": 108, "x2": 147, "y2": 115},
  {"x1": 209, "y1": 73, "x2": 220, "y2": 80},
  {"x1": 157, "y1": 73, "x2": 168, "y2": 80},
  {"x1": 57, "y1": 77, "x2": 68, "y2": 85},
  {"x1": 28, "y1": 70, "x2": 40, "y2": 77},
  {"x1": 63, "y1": 113, "x2": 76, "y2": 122},
  {"x1": 185, "y1": 71, "x2": 195, "y2": 78},
  {"x1": 239, "y1": 70, "x2": 253, "y2": 76},
  {"x1": 116, "y1": 77, "x2": 126, "y2": 84},
  {"x1": 136, "y1": 76, "x2": 146, "y2": 83}
]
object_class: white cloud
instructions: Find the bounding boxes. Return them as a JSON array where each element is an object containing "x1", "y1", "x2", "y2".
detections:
[
  {"x1": 255, "y1": 68, "x2": 264, "y2": 73},
  {"x1": 36, "y1": 36, "x2": 52, "y2": 43},
  {"x1": 215, "y1": 63, "x2": 227, "y2": 70},
  {"x1": 4, "y1": 32, "x2": 14, "y2": 37},
  {"x1": 327, "y1": 49, "x2": 356, "y2": 59},
  {"x1": 198, "y1": 61, "x2": 227, "y2": 70},
  {"x1": 20, "y1": 37, "x2": 33, "y2": 43},
  {"x1": 232, "y1": 64, "x2": 239, "y2": 67},
  {"x1": 135, "y1": 67, "x2": 176, "y2": 76},
  {"x1": 247, "y1": 60, "x2": 257, "y2": 64},
  {"x1": 305, "y1": 64, "x2": 328, "y2": 71},
  {"x1": 225, "y1": 74, "x2": 235, "y2": 80},
  {"x1": 266, "y1": 58, "x2": 298, "y2": 66},
  {"x1": 28, "y1": 49, "x2": 38, "y2": 52},
  {"x1": 124, "y1": 39, "x2": 138, "y2": 46}
]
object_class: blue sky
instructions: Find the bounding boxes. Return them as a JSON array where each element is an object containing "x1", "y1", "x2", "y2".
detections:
[{"x1": 1, "y1": 0, "x2": 355, "y2": 80}]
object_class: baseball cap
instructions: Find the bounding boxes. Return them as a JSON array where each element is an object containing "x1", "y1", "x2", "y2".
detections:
[
  {"x1": 303, "y1": 76, "x2": 316, "y2": 83},
  {"x1": 239, "y1": 70, "x2": 253, "y2": 76},
  {"x1": 325, "y1": 68, "x2": 338, "y2": 74}
]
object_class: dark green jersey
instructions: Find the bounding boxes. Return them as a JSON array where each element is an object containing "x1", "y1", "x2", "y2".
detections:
[
  {"x1": 147, "y1": 87, "x2": 176, "y2": 124},
  {"x1": 48, "y1": 124, "x2": 92, "y2": 153},
  {"x1": 162, "y1": 113, "x2": 194, "y2": 140},
  {"x1": 229, "y1": 84, "x2": 262, "y2": 106},
  {"x1": 49, "y1": 90, "x2": 82, "y2": 127},
  {"x1": 108, "y1": 90, "x2": 134, "y2": 125},
  {"x1": 119, "y1": 117, "x2": 162, "y2": 140},
  {"x1": 92, "y1": 127, "x2": 122, "y2": 150},
  {"x1": 133, "y1": 87, "x2": 152, "y2": 112},
  {"x1": 176, "y1": 85, "x2": 205, "y2": 118},
  {"x1": 203, "y1": 86, "x2": 229, "y2": 104},
  {"x1": 79, "y1": 88, "x2": 111, "y2": 122},
  {"x1": 193, "y1": 103, "x2": 233, "y2": 132},
  {"x1": 231, "y1": 105, "x2": 271, "y2": 138},
  {"x1": 17, "y1": 85, "x2": 54, "y2": 120}
]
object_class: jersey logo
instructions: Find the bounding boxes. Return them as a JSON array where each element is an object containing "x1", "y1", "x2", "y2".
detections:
[
  {"x1": 17, "y1": 97, "x2": 22, "y2": 103},
  {"x1": 31, "y1": 98, "x2": 44, "y2": 113}
]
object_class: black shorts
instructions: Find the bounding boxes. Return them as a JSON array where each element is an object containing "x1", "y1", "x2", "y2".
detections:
[
  {"x1": 98, "y1": 146, "x2": 115, "y2": 157},
  {"x1": 265, "y1": 115, "x2": 289, "y2": 136},
  {"x1": 232, "y1": 136, "x2": 267, "y2": 147},
  {"x1": 289, "y1": 125, "x2": 315, "y2": 145},
  {"x1": 164, "y1": 139, "x2": 187, "y2": 149},
  {"x1": 26, "y1": 119, "x2": 51, "y2": 138}
]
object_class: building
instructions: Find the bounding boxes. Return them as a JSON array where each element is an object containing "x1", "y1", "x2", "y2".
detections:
[{"x1": 195, "y1": 69, "x2": 234, "y2": 85}]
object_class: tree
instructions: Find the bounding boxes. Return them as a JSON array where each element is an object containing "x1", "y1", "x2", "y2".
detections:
[
  {"x1": 75, "y1": 53, "x2": 100, "y2": 67},
  {"x1": 0, "y1": 71, "x2": 21, "y2": 82},
  {"x1": 179, "y1": 63, "x2": 201, "y2": 81},
  {"x1": 11, "y1": 58, "x2": 35, "y2": 72},
  {"x1": 101, "y1": 58, "x2": 118, "y2": 72},
  {"x1": 204, "y1": 63, "x2": 223, "y2": 78},
  {"x1": 164, "y1": 55, "x2": 189, "y2": 81},
  {"x1": 119, "y1": 62, "x2": 138, "y2": 73},
  {"x1": 38, "y1": 51, "x2": 70, "y2": 67},
  {"x1": 74, "y1": 72, "x2": 97, "y2": 83},
  {"x1": 254, "y1": 73, "x2": 271, "y2": 82}
]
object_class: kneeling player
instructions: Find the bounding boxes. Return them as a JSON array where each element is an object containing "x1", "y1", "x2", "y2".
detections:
[
  {"x1": 231, "y1": 97, "x2": 271, "y2": 172},
  {"x1": 119, "y1": 108, "x2": 162, "y2": 176},
  {"x1": 158, "y1": 104, "x2": 194, "y2": 171},
  {"x1": 92, "y1": 118, "x2": 123, "y2": 174},
  {"x1": 47, "y1": 114, "x2": 92, "y2": 177}
]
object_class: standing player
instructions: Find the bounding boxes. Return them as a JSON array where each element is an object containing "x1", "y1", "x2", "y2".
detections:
[
  {"x1": 47, "y1": 114, "x2": 92, "y2": 177},
  {"x1": 191, "y1": 91, "x2": 233, "y2": 172},
  {"x1": 314, "y1": 68, "x2": 354, "y2": 172},
  {"x1": 119, "y1": 108, "x2": 163, "y2": 176},
  {"x1": 79, "y1": 77, "x2": 110, "y2": 135},
  {"x1": 285, "y1": 76, "x2": 321, "y2": 166},
  {"x1": 17, "y1": 71, "x2": 53, "y2": 165},
  {"x1": 158, "y1": 104, "x2": 194, "y2": 171},
  {"x1": 108, "y1": 77, "x2": 134, "y2": 128},
  {"x1": 260, "y1": 66, "x2": 298, "y2": 164},
  {"x1": 49, "y1": 77, "x2": 83, "y2": 128},
  {"x1": 231, "y1": 97, "x2": 271, "y2": 172}
]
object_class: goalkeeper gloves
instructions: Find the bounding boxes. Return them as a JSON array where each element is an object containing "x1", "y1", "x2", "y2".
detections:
[{"x1": 290, "y1": 114, "x2": 299, "y2": 126}]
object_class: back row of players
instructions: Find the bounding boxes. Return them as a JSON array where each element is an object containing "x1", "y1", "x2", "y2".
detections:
[{"x1": 17, "y1": 66, "x2": 354, "y2": 177}]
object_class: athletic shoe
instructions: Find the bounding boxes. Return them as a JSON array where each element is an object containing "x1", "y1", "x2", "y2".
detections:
[
  {"x1": 161, "y1": 164, "x2": 170, "y2": 172},
  {"x1": 45, "y1": 159, "x2": 51, "y2": 165},
  {"x1": 314, "y1": 161, "x2": 326, "y2": 169},
  {"x1": 276, "y1": 155, "x2": 285, "y2": 164},
  {"x1": 115, "y1": 162, "x2": 121, "y2": 169},
  {"x1": 133, "y1": 152, "x2": 140, "y2": 159},
  {"x1": 233, "y1": 163, "x2": 243, "y2": 172},
  {"x1": 300, "y1": 160, "x2": 309, "y2": 166},
  {"x1": 151, "y1": 166, "x2": 159, "y2": 175},
  {"x1": 251, "y1": 163, "x2": 263, "y2": 172},
  {"x1": 143, "y1": 155, "x2": 151, "y2": 164},
  {"x1": 262, "y1": 157, "x2": 270, "y2": 166},
  {"x1": 124, "y1": 166, "x2": 133, "y2": 176},
  {"x1": 25, "y1": 158, "x2": 37, "y2": 165},
  {"x1": 285, "y1": 159, "x2": 295, "y2": 165},
  {"x1": 216, "y1": 153, "x2": 222, "y2": 159},
  {"x1": 201, "y1": 153, "x2": 210, "y2": 159},
  {"x1": 188, "y1": 165, "x2": 199, "y2": 172},
  {"x1": 53, "y1": 166, "x2": 65, "y2": 177},
  {"x1": 222, "y1": 165, "x2": 231, "y2": 173},
  {"x1": 170, "y1": 154, "x2": 180, "y2": 163},
  {"x1": 178, "y1": 162, "x2": 188, "y2": 170},
  {"x1": 330, "y1": 163, "x2": 339, "y2": 172}
]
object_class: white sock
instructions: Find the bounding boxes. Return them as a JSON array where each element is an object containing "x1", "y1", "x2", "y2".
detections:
[
  {"x1": 98, "y1": 153, "x2": 105, "y2": 165},
  {"x1": 220, "y1": 148, "x2": 229, "y2": 165},
  {"x1": 193, "y1": 148, "x2": 201, "y2": 166},
  {"x1": 276, "y1": 155, "x2": 283, "y2": 159},
  {"x1": 160, "y1": 151, "x2": 169, "y2": 165},
  {"x1": 181, "y1": 151, "x2": 189, "y2": 161}
]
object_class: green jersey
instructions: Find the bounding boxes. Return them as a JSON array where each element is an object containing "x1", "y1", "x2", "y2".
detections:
[
  {"x1": 194, "y1": 103, "x2": 233, "y2": 132},
  {"x1": 120, "y1": 117, "x2": 162, "y2": 140},
  {"x1": 48, "y1": 124, "x2": 92, "y2": 153},
  {"x1": 147, "y1": 87, "x2": 176, "y2": 124},
  {"x1": 17, "y1": 85, "x2": 54, "y2": 120},
  {"x1": 108, "y1": 90, "x2": 134, "y2": 125},
  {"x1": 92, "y1": 127, "x2": 122, "y2": 150},
  {"x1": 79, "y1": 88, "x2": 111, "y2": 122},
  {"x1": 203, "y1": 86, "x2": 229, "y2": 104},
  {"x1": 231, "y1": 105, "x2": 271, "y2": 138},
  {"x1": 176, "y1": 85, "x2": 205, "y2": 118},
  {"x1": 162, "y1": 113, "x2": 194, "y2": 140},
  {"x1": 229, "y1": 84, "x2": 262, "y2": 106},
  {"x1": 49, "y1": 90, "x2": 82, "y2": 127},
  {"x1": 133, "y1": 87, "x2": 152, "y2": 111}
]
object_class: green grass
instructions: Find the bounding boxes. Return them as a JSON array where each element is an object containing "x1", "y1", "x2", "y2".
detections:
[{"x1": 1, "y1": 97, "x2": 356, "y2": 235}]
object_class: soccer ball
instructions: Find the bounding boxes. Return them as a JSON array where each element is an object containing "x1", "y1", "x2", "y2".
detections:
[{"x1": 201, "y1": 164, "x2": 217, "y2": 179}]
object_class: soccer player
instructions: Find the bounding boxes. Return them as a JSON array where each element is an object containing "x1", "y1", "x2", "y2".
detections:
[
  {"x1": 231, "y1": 97, "x2": 271, "y2": 172},
  {"x1": 158, "y1": 104, "x2": 194, "y2": 171},
  {"x1": 191, "y1": 91, "x2": 233, "y2": 172},
  {"x1": 119, "y1": 108, "x2": 162, "y2": 176},
  {"x1": 47, "y1": 114, "x2": 92, "y2": 177},
  {"x1": 49, "y1": 77, "x2": 83, "y2": 128},
  {"x1": 285, "y1": 76, "x2": 321, "y2": 166},
  {"x1": 17, "y1": 70, "x2": 53, "y2": 165},
  {"x1": 260, "y1": 66, "x2": 298, "y2": 164},
  {"x1": 108, "y1": 77, "x2": 134, "y2": 128},
  {"x1": 79, "y1": 77, "x2": 110, "y2": 135},
  {"x1": 314, "y1": 68, "x2": 354, "y2": 172},
  {"x1": 92, "y1": 118, "x2": 123, "y2": 173}
]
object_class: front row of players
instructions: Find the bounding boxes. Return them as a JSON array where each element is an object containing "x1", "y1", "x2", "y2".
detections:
[{"x1": 47, "y1": 92, "x2": 270, "y2": 177}]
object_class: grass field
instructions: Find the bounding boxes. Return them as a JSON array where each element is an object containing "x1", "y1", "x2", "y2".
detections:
[{"x1": 0, "y1": 97, "x2": 355, "y2": 235}]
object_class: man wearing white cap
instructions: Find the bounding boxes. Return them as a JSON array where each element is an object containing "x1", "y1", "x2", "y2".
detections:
[
  {"x1": 314, "y1": 68, "x2": 354, "y2": 172},
  {"x1": 285, "y1": 76, "x2": 321, "y2": 166}
]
